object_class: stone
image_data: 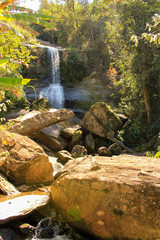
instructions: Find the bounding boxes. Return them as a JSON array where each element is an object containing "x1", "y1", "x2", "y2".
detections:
[
  {"x1": 51, "y1": 155, "x2": 160, "y2": 240},
  {"x1": 0, "y1": 130, "x2": 54, "y2": 185},
  {"x1": 8, "y1": 108, "x2": 74, "y2": 136},
  {"x1": 71, "y1": 145, "x2": 87, "y2": 158},
  {"x1": 0, "y1": 190, "x2": 50, "y2": 224},
  {"x1": 57, "y1": 150, "x2": 73, "y2": 164},
  {"x1": 34, "y1": 126, "x2": 68, "y2": 151},
  {"x1": 0, "y1": 227, "x2": 23, "y2": 240},
  {"x1": 109, "y1": 143, "x2": 122, "y2": 155},
  {"x1": 68, "y1": 130, "x2": 83, "y2": 150},
  {"x1": 85, "y1": 133, "x2": 95, "y2": 153},
  {"x1": 82, "y1": 102, "x2": 122, "y2": 138},
  {"x1": 61, "y1": 125, "x2": 81, "y2": 139},
  {"x1": 0, "y1": 173, "x2": 20, "y2": 195},
  {"x1": 97, "y1": 146, "x2": 112, "y2": 156},
  {"x1": 19, "y1": 223, "x2": 36, "y2": 236}
]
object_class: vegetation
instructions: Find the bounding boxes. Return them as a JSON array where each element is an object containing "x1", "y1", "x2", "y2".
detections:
[
  {"x1": 0, "y1": 0, "x2": 55, "y2": 119},
  {"x1": 36, "y1": 0, "x2": 160, "y2": 151}
]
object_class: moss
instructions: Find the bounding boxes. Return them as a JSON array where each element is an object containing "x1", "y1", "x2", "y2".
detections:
[
  {"x1": 75, "y1": 130, "x2": 82, "y2": 141},
  {"x1": 67, "y1": 207, "x2": 82, "y2": 222}
]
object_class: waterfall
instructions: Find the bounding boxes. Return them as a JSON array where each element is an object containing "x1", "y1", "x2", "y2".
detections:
[{"x1": 39, "y1": 47, "x2": 64, "y2": 109}]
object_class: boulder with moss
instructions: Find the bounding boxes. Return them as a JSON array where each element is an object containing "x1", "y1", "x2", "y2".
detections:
[
  {"x1": 82, "y1": 102, "x2": 122, "y2": 138},
  {"x1": 71, "y1": 145, "x2": 87, "y2": 158}
]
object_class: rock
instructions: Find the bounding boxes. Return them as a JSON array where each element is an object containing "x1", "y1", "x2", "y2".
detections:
[
  {"x1": 0, "y1": 173, "x2": 20, "y2": 195},
  {"x1": 19, "y1": 223, "x2": 36, "y2": 236},
  {"x1": 51, "y1": 155, "x2": 160, "y2": 240},
  {"x1": 33, "y1": 117, "x2": 81, "y2": 152},
  {"x1": 81, "y1": 102, "x2": 122, "y2": 138},
  {"x1": 71, "y1": 145, "x2": 87, "y2": 158},
  {"x1": 0, "y1": 227, "x2": 23, "y2": 240},
  {"x1": 0, "y1": 131, "x2": 54, "y2": 185},
  {"x1": 85, "y1": 133, "x2": 95, "y2": 153},
  {"x1": 48, "y1": 156, "x2": 63, "y2": 176},
  {"x1": 8, "y1": 108, "x2": 74, "y2": 136},
  {"x1": 57, "y1": 150, "x2": 73, "y2": 164},
  {"x1": 97, "y1": 146, "x2": 112, "y2": 156},
  {"x1": 61, "y1": 125, "x2": 81, "y2": 139},
  {"x1": 0, "y1": 190, "x2": 50, "y2": 224},
  {"x1": 109, "y1": 143, "x2": 122, "y2": 155},
  {"x1": 6, "y1": 109, "x2": 29, "y2": 121},
  {"x1": 68, "y1": 130, "x2": 83, "y2": 150},
  {"x1": 34, "y1": 126, "x2": 68, "y2": 151}
]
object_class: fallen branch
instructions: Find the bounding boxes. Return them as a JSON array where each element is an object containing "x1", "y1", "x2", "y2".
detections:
[{"x1": 107, "y1": 133, "x2": 136, "y2": 155}]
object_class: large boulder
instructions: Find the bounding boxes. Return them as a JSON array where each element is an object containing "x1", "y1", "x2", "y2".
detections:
[
  {"x1": 8, "y1": 108, "x2": 74, "y2": 136},
  {"x1": 51, "y1": 155, "x2": 160, "y2": 240},
  {"x1": 81, "y1": 102, "x2": 122, "y2": 138},
  {"x1": 0, "y1": 130, "x2": 54, "y2": 185}
]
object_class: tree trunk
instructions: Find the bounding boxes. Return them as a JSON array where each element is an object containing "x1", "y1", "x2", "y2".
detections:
[{"x1": 142, "y1": 49, "x2": 151, "y2": 125}]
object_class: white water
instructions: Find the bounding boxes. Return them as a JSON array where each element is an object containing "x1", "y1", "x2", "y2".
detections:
[{"x1": 39, "y1": 47, "x2": 64, "y2": 109}]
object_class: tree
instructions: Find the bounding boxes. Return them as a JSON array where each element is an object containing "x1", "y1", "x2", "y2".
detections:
[
  {"x1": 106, "y1": 0, "x2": 160, "y2": 128},
  {"x1": 0, "y1": 0, "x2": 56, "y2": 95}
]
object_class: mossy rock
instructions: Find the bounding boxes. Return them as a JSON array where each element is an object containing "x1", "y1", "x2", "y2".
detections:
[
  {"x1": 71, "y1": 145, "x2": 87, "y2": 158},
  {"x1": 82, "y1": 102, "x2": 122, "y2": 138}
]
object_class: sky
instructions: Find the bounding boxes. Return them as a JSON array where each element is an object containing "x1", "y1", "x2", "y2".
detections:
[{"x1": 19, "y1": 0, "x2": 41, "y2": 11}]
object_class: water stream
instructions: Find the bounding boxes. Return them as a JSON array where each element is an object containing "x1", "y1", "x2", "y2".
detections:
[{"x1": 39, "y1": 47, "x2": 64, "y2": 109}]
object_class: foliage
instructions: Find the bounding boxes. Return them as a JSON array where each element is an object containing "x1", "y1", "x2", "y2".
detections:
[
  {"x1": 146, "y1": 133, "x2": 160, "y2": 158},
  {"x1": 62, "y1": 49, "x2": 89, "y2": 83}
]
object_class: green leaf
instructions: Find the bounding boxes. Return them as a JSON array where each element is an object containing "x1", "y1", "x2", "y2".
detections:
[
  {"x1": 27, "y1": 13, "x2": 55, "y2": 20},
  {"x1": 0, "y1": 58, "x2": 9, "y2": 67},
  {"x1": 3, "y1": 12, "x2": 56, "y2": 29},
  {"x1": 0, "y1": 77, "x2": 31, "y2": 86},
  {"x1": 38, "y1": 19, "x2": 56, "y2": 29}
]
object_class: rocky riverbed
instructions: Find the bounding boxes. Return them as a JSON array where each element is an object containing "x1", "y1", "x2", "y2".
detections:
[{"x1": 0, "y1": 103, "x2": 159, "y2": 240}]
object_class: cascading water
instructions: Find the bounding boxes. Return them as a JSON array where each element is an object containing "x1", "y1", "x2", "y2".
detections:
[{"x1": 39, "y1": 47, "x2": 64, "y2": 109}]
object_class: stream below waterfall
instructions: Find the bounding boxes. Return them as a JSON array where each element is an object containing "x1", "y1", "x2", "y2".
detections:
[{"x1": 26, "y1": 214, "x2": 94, "y2": 240}]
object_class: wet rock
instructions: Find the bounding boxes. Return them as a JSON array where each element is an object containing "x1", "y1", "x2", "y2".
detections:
[
  {"x1": 0, "y1": 227, "x2": 23, "y2": 240},
  {"x1": 97, "y1": 146, "x2": 112, "y2": 156},
  {"x1": 71, "y1": 145, "x2": 87, "y2": 158},
  {"x1": 19, "y1": 223, "x2": 36, "y2": 236},
  {"x1": 51, "y1": 155, "x2": 160, "y2": 240},
  {"x1": 35, "y1": 217, "x2": 54, "y2": 238},
  {"x1": 109, "y1": 143, "x2": 122, "y2": 155},
  {"x1": 82, "y1": 102, "x2": 122, "y2": 138},
  {"x1": 85, "y1": 134, "x2": 95, "y2": 153}
]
